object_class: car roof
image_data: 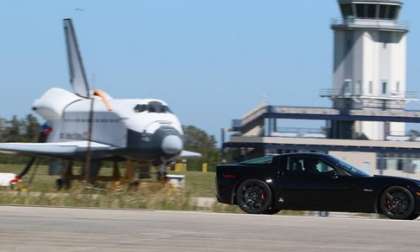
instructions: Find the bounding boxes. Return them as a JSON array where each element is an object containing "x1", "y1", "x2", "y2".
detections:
[{"x1": 272, "y1": 152, "x2": 329, "y2": 158}]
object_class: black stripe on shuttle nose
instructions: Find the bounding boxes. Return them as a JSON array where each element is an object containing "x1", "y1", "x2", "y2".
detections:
[{"x1": 126, "y1": 126, "x2": 181, "y2": 150}]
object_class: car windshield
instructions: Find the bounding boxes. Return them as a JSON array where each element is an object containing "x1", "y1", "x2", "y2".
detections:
[
  {"x1": 240, "y1": 156, "x2": 273, "y2": 165},
  {"x1": 327, "y1": 156, "x2": 370, "y2": 177}
]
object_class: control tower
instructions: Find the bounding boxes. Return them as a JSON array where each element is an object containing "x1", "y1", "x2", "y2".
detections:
[{"x1": 329, "y1": 0, "x2": 409, "y2": 140}]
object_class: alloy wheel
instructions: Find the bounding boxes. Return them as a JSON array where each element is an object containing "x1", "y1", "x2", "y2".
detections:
[{"x1": 380, "y1": 186, "x2": 415, "y2": 220}]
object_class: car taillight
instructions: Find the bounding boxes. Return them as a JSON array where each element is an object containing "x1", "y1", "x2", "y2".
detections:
[{"x1": 223, "y1": 174, "x2": 237, "y2": 179}]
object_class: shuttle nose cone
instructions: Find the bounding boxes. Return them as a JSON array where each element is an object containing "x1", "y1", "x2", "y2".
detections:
[{"x1": 161, "y1": 135, "x2": 183, "y2": 155}]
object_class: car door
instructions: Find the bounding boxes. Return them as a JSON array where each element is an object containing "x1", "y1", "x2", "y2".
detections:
[
  {"x1": 312, "y1": 157, "x2": 376, "y2": 212},
  {"x1": 275, "y1": 155, "x2": 356, "y2": 211}
]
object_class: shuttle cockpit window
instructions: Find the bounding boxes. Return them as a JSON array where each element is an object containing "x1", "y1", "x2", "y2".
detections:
[
  {"x1": 134, "y1": 104, "x2": 147, "y2": 113},
  {"x1": 134, "y1": 102, "x2": 172, "y2": 113}
]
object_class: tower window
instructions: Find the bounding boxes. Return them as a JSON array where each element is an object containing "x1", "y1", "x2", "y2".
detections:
[
  {"x1": 379, "y1": 5, "x2": 387, "y2": 19},
  {"x1": 382, "y1": 82, "x2": 388, "y2": 95},
  {"x1": 367, "y1": 5, "x2": 377, "y2": 18},
  {"x1": 356, "y1": 4, "x2": 368, "y2": 18},
  {"x1": 356, "y1": 81, "x2": 362, "y2": 95},
  {"x1": 340, "y1": 4, "x2": 353, "y2": 18},
  {"x1": 369, "y1": 81, "x2": 373, "y2": 94},
  {"x1": 343, "y1": 79, "x2": 353, "y2": 96},
  {"x1": 388, "y1": 6, "x2": 399, "y2": 20},
  {"x1": 396, "y1": 81, "x2": 400, "y2": 93},
  {"x1": 377, "y1": 5, "x2": 399, "y2": 20}
]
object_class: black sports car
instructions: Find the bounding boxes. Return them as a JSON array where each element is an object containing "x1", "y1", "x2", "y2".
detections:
[{"x1": 216, "y1": 153, "x2": 420, "y2": 220}]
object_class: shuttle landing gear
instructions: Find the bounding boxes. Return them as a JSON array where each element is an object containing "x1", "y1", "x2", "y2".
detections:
[
  {"x1": 50, "y1": 159, "x2": 175, "y2": 190},
  {"x1": 56, "y1": 161, "x2": 73, "y2": 190},
  {"x1": 157, "y1": 163, "x2": 168, "y2": 181}
]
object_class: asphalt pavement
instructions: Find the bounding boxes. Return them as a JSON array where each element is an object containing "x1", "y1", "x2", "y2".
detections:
[{"x1": 0, "y1": 206, "x2": 419, "y2": 252}]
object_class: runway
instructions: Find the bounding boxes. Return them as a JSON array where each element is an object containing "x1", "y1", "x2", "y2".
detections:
[{"x1": 0, "y1": 206, "x2": 419, "y2": 252}]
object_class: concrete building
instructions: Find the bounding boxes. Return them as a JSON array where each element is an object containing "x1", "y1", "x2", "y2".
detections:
[
  {"x1": 223, "y1": 0, "x2": 420, "y2": 179},
  {"x1": 329, "y1": 0, "x2": 409, "y2": 140}
]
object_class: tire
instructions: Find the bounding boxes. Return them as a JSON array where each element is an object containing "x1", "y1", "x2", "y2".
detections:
[
  {"x1": 380, "y1": 186, "x2": 416, "y2": 220},
  {"x1": 236, "y1": 179, "x2": 273, "y2": 214},
  {"x1": 408, "y1": 213, "x2": 419, "y2": 220},
  {"x1": 263, "y1": 207, "x2": 281, "y2": 215}
]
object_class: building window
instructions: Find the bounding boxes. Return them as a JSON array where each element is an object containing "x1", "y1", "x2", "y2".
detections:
[
  {"x1": 356, "y1": 81, "x2": 362, "y2": 95},
  {"x1": 367, "y1": 4, "x2": 377, "y2": 18},
  {"x1": 379, "y1": 5, "x2": 388, "y2": 19},
  {"x1": 388, "y1": 6, "x2": 398, "y2": 20},
  {"x1": 369, "y1": 81, "x2": 373, "y2": 94},
  {"x1": 382, "y1": 82, "x2": 388, "y2": 95},
  {"x1": 343, "y1": 79, "x2": 353, "y2": 96},
  {"x1": 340, "y1": 4, "x2": 353, "y2": 18},
  {"x1": 396, "y1": 81, "x2": 400, "y2": 93},
  {"x1": 397, "y1": 159, "x2": 404, "y2": 171},
  {"x1": 354, "y1": 4, "x2": 378, "y2": 19},
  {"x1": 356, "y1": 4, "x2": 368, "y2": 18}
]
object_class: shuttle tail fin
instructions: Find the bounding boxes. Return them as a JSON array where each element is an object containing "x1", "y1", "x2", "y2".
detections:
[{"x1": 63, "y1": 18, "x2": 91, "y2": 98}]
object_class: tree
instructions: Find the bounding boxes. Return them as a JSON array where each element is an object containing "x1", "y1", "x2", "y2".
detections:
[
  {"x1": 24, "y1": 114, "x2": 40, "y2": 142},
  {"x1": 5, "y1": 115, "x2": 24, "y2": 142},
  {"x1": 183, "y1": 125, "x2": 220, "y2": 171},
  {"x1": 0, "y1": 117, "x2": 6, "y2": 141},
  {"x1": 0, "y1": 115, "x2": 35, "y2": 163}
]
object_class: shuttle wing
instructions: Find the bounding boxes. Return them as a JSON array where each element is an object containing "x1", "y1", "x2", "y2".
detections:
[
  {"x1": 63, "y1": 18, "x2": 91, "y2": 98},
  {"x1": 0, "y1": 141, "x2": 113, "y2": 157}
]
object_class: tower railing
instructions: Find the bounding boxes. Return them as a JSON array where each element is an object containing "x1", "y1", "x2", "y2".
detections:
[
  {"x1": 320, "y1": 88, "x2": 417, "y2": 100},
  {"x1": 331, "y1": 18, "x2": 409, "y2": 30}
]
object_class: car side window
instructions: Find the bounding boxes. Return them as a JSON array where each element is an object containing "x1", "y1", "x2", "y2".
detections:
[
  {"x1": 314, "y1": 160, "x2": 335, "y2": 174},
  {"x1": 275, "y1": 157, "x2": 288, "y2": 175},
  {"x1": 284, "y1": 157, "x2": 305, "y2": 176},
  {"x1": 284, "y1": 157, "x2": 339, "y2": 177}
]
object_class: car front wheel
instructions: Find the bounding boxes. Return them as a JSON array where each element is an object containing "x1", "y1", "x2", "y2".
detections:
[
  {"x1": 380, "y1": 186, "x2": 416, "y2": 220},
  {"x1": 263, "y1": 207, "x2": 281, "y2": 215},
  {"x1": 236, "y1": 179, "x2": 273, "y2": 214}
]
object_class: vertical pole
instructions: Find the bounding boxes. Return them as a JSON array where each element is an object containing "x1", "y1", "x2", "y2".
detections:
[
  {"x1": 84, "y1": 96, "x2": 95, "y2": 184},
  {"x1": 220, "y1": 128, "x2": 226, "y2": 161},
  {"x1": 266, "y1": 118, "x2": 272, "y2": 137},
  {"x1": 273, "y1": 119, "x2": 277, "y2": 133},
  {"x1": 202, "y1": 163, "x2": 208, "y2": 173},
  {"x1": 112, "y1": 161, "x2": 121, "y2": 180},
  {"x1": 220, "y1": 128, "x2": 225, "y2": 149}
]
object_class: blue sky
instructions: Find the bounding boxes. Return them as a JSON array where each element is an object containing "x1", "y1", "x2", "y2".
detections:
[{"x1": 1, "y1": 0, "x2": 420, "y2": 139}]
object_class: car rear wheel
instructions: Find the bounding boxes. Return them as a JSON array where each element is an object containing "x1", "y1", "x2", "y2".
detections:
[
  {"x1": 236, "y1": 179, "x2": 273, "y2": 214},
  {"x1": 407, "y1": 213, "x2": 419, "y2": 220},
  {"x1": 380, "y1": 186, "x2": 416, "y2": 220}
]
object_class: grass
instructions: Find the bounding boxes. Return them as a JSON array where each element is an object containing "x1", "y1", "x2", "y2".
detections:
[
  {"x1": 174, "y1": 171, "x2": 215, "y2": 197},
  {"x1": 0, "y1": 164, "x2": 56, "y2": 192},
  {"x1": 0, "y1": 164, "x2": 296, "y2": 215},
  {"x1": 0, "y1": 163, "x2": 232, "y2": 211},
  {"x1": 0, "y1": 164, "x2": 216, "y2": 196}
]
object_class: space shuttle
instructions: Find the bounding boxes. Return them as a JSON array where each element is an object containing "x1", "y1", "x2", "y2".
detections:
[{"x1": 0, "y1": 19, "x2": 200, "y2": 183}]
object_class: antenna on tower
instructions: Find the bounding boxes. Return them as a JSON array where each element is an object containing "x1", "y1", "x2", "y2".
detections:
[{"x1": 258, "y1": 93, "x2": 270, "y2": 107}]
